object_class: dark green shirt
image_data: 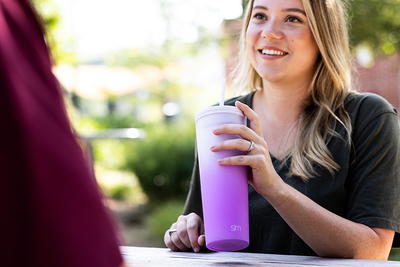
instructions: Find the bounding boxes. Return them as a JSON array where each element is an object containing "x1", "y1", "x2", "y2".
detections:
[{"x1": 183, "y1": 91, "x2": 400, "y2": 256}]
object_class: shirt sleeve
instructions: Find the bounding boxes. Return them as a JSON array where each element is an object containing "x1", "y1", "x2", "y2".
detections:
[
  {"x1": 346, "y1": 97, "x2": 400, "y2": 245},
  {"x1": 183, "y1": 145, "x2": 204, "y2": 219}
]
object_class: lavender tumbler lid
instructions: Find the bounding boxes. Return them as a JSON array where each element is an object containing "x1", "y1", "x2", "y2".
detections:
[{"x1": 196, "y1": 105, "x2": 244, "y2": 122}]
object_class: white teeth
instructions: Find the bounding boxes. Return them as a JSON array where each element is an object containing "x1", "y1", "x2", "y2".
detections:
[{"x1": 261, "y1": 49, "x2": 286, "y2": 56}]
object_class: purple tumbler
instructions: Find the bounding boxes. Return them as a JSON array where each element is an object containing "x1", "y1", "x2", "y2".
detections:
[{"x1": 195, "y1": 105, "x2": 249, "y2": 252}]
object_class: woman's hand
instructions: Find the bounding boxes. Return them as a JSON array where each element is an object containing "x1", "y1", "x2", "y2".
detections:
[
  {"x1": 211, "y1": 101, "x2": 283, "y2": 197},
  {"x1": 164, "y1": 213, "x2": 205, "y2": 252}
]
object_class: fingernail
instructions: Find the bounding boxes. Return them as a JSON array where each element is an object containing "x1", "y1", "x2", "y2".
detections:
[{"x1": 194, "y1": 247, "x2": 200, "y2": 253}]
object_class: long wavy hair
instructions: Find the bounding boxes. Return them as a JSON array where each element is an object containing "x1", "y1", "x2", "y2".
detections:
[{"x1": 233, "y1": 0, "x2": 353, "y2": 181}]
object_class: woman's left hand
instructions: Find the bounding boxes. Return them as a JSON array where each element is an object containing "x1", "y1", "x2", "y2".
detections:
[{"x1": 211, "y1": 101, "x2": 283, "y2": 197}]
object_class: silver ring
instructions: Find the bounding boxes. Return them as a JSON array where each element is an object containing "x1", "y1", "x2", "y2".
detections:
[
  {"x1": 168, "y1": 229, "x2": 177, "y2": 237},
  {"x1": 247, "y1": 140, "x2": 255, "y2": 152}
]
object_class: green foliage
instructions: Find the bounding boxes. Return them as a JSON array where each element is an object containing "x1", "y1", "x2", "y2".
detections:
[
  {"x1": 94, "y1": 140, "x2": 128, "y2": 170},
  {"x1": 106, "y1": 49, "x2": 170, "y2": 69},
  {"x1": 389, "y1": 248, "x2": 400, "y2": 261},
  {"x1": 150, "y1": 81, "x2": 185, "y2": 101},
  {"x1": 349, "y1": 0, "x2": 400, "y2": 55},
  {"x1": 73, "y1": 112, "x2": 143, "y2": 135},
  {"x1": 146, "y1": 200, "x2": 185, "y2": 239},
  {"x1": 95, "y1": 114, "x2": 141, "y2": 129},
  {"x1": 103, "y1": 184, "x2": 132, "y2": 201},
  {"x1": 73, "y1": 116, "x2": 104, "y2": 133},
  {"x1": 32, "y1": 0, "x2": 59, "y2": 58},
  {"x1": 123, "y1": 123, "x2": 195, "y2": 204},
  {"x1": 106, "y1": 43, "x2": 202, "y2": 70},
  {"x1": 32, "y1": 0, "x2": 59, "y2": 32},
  {"x1": 241, "y1": 0, "x2": 249, "y2": 11},
  {"x1": 32, "y1": 0, "x2": 77, "y2": 64}
]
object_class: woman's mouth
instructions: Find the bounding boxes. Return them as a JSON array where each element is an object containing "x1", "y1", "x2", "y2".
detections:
[{"x1": 258, "y1": 49, "x2": 289, "y2": 56}]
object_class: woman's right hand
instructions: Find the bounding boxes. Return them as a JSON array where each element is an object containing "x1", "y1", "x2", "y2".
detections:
[{"x1": 164, "y1": 212, "x2": 205, "y2": 252}]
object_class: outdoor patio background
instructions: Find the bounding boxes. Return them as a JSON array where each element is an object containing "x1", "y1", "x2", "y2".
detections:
[{"x1": 33, "y1": 0, "x2": 400, "y2": 259}]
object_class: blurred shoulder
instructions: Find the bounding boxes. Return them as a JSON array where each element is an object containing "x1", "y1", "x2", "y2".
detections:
[
  {"x1": 345, "y1": 92, "x2": 398, "y2": 118},
  {"x1": 224, "y1": 91, "x2": 256, "y2": 107}
]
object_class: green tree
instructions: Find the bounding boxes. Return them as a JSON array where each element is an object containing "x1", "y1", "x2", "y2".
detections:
[
  {"x1": 31, "y1": 0, "x2": 59, "y2": 58},
  {"x1": 350, "y1": 0, "x2": 400, "y2": 55},
  {"x1": 242, "y1": 0, "x2": 249, "y2": 10},
  {"x1": 32, "y1": 0, "x2": 77, "y2": 64}
]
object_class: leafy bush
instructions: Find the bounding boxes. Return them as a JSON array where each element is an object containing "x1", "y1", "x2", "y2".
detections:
[
  {"x1": 389, "y1": 248, "x2": 400, "y2": 261},
  {"x1": 103, "y1": 184, "x2": 132, "y2": 201},
  {"x1": 124, "y1": 123, "x2": 195, "y2": 204}
]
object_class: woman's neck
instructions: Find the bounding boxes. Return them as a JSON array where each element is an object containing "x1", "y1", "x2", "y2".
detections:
[
  {"x1": 256, "y1": 79, "x2": 310, "y2": 124},
  {"x1": 253, "y1": 80, "x2": 311, "y2": 160}
]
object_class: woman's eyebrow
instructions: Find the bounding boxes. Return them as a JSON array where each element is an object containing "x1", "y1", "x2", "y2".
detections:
[
  {"x1": 282, "y1": 8, "x2": 306, "y2": 16},
  {"x1": 252, "y1": 6, "x2": 306, "y2": 17},
  {"x1": 253, "y1": 5, "x2": 268, "y2": 11}
]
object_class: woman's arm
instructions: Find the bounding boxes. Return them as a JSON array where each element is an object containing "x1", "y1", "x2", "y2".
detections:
[
  {"x1": 265, "y1": 178, "x2": 394, "y2": 259},
  {"x1": 213, "y1": 101, "x2": 396, "y2": 259}
]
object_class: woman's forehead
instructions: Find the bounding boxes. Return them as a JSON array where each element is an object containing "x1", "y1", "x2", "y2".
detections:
[{"x1": 252, "y1": 0, "x2": 305, "y2": 10}]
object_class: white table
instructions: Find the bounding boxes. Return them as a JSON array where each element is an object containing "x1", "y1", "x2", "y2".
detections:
[{"x1": 121, "y1": 246, "x2": 400, "y2": 266}]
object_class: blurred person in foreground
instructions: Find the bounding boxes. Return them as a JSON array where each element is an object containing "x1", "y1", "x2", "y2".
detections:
[
  {"x1": 0, "y1": 0, "x2": 124, "y2": 266},
  {"x1": 164, "y1": 0, "x2": 400, "y2": 259}
]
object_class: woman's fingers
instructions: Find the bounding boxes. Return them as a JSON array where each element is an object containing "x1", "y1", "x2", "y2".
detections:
[
  {"x1": 198, "y1": 234, "x2": 206, "y2": 247},
  {"x1": 211, "y1": 138, "x2": 262, "y2": 154},
  {"x1": 213, "y1": 124, "x2": 262, "y2": 144},
  {"x1": 198, "y1": 219, "x2": 205, "y2": 247},
  {"x1": 218, "y1": 154, "x2": 266, "y2": 168},
  {"x1": 164, "y1": 229, "x2": 179, "y2": 251},
  {"x1": 164, "y1": 213, "x2": 205, "y2": 252},
  {"x1": 186, "y1": 213, "x2": 203, "y2": 252},
  {"x1": 176, "y1": 216, "x2": 191, "y2": 248},
  {"x1": 170, "y1": 231, "x2": 190, "y2": 251},
  {"x1": 164, "y1": 221, "x2": 188, "y2": 251},
  {"x1": 235, "y1": 101, "x2": 264, "y2": 138}
]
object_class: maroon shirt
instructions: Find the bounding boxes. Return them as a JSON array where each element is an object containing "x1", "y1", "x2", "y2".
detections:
[{"x1": 0, "y1": 0, "x2": 123, "y2": 266}]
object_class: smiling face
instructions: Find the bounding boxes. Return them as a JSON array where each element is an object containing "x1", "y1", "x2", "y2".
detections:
[{"x1": 246, "y1": 0, "x2": 319, "y2": 86}]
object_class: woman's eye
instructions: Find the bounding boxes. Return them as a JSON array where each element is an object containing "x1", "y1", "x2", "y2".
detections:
[
  {"x1": 253, "y1": 13, "x2": 267, "y2": 21},
  {"x1": 286, "y1": 16, "x2": 302, "y2": 23}
]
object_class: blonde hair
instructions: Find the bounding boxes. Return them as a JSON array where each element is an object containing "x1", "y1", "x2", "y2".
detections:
[{"x1": 233, "y1": 0, "x2": 353, "y2": 181}]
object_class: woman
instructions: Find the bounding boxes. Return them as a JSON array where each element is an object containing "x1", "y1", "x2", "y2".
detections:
[{"x1": 164, "y1": 0, "x2": 400, "y2": 259}]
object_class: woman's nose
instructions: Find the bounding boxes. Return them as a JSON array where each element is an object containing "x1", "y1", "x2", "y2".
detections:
[{"x1": 261, "y1": 22, "x2": 284, "y2": 40}]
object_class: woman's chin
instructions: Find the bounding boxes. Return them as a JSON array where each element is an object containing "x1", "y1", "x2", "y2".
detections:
[{"x1": 260, "y1": 74, "x2": 285, "y2": 84}]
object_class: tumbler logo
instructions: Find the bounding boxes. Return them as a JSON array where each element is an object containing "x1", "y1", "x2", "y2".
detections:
[{"x1": 230, "y1": 225, "x2": 242, "y2": 232}]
